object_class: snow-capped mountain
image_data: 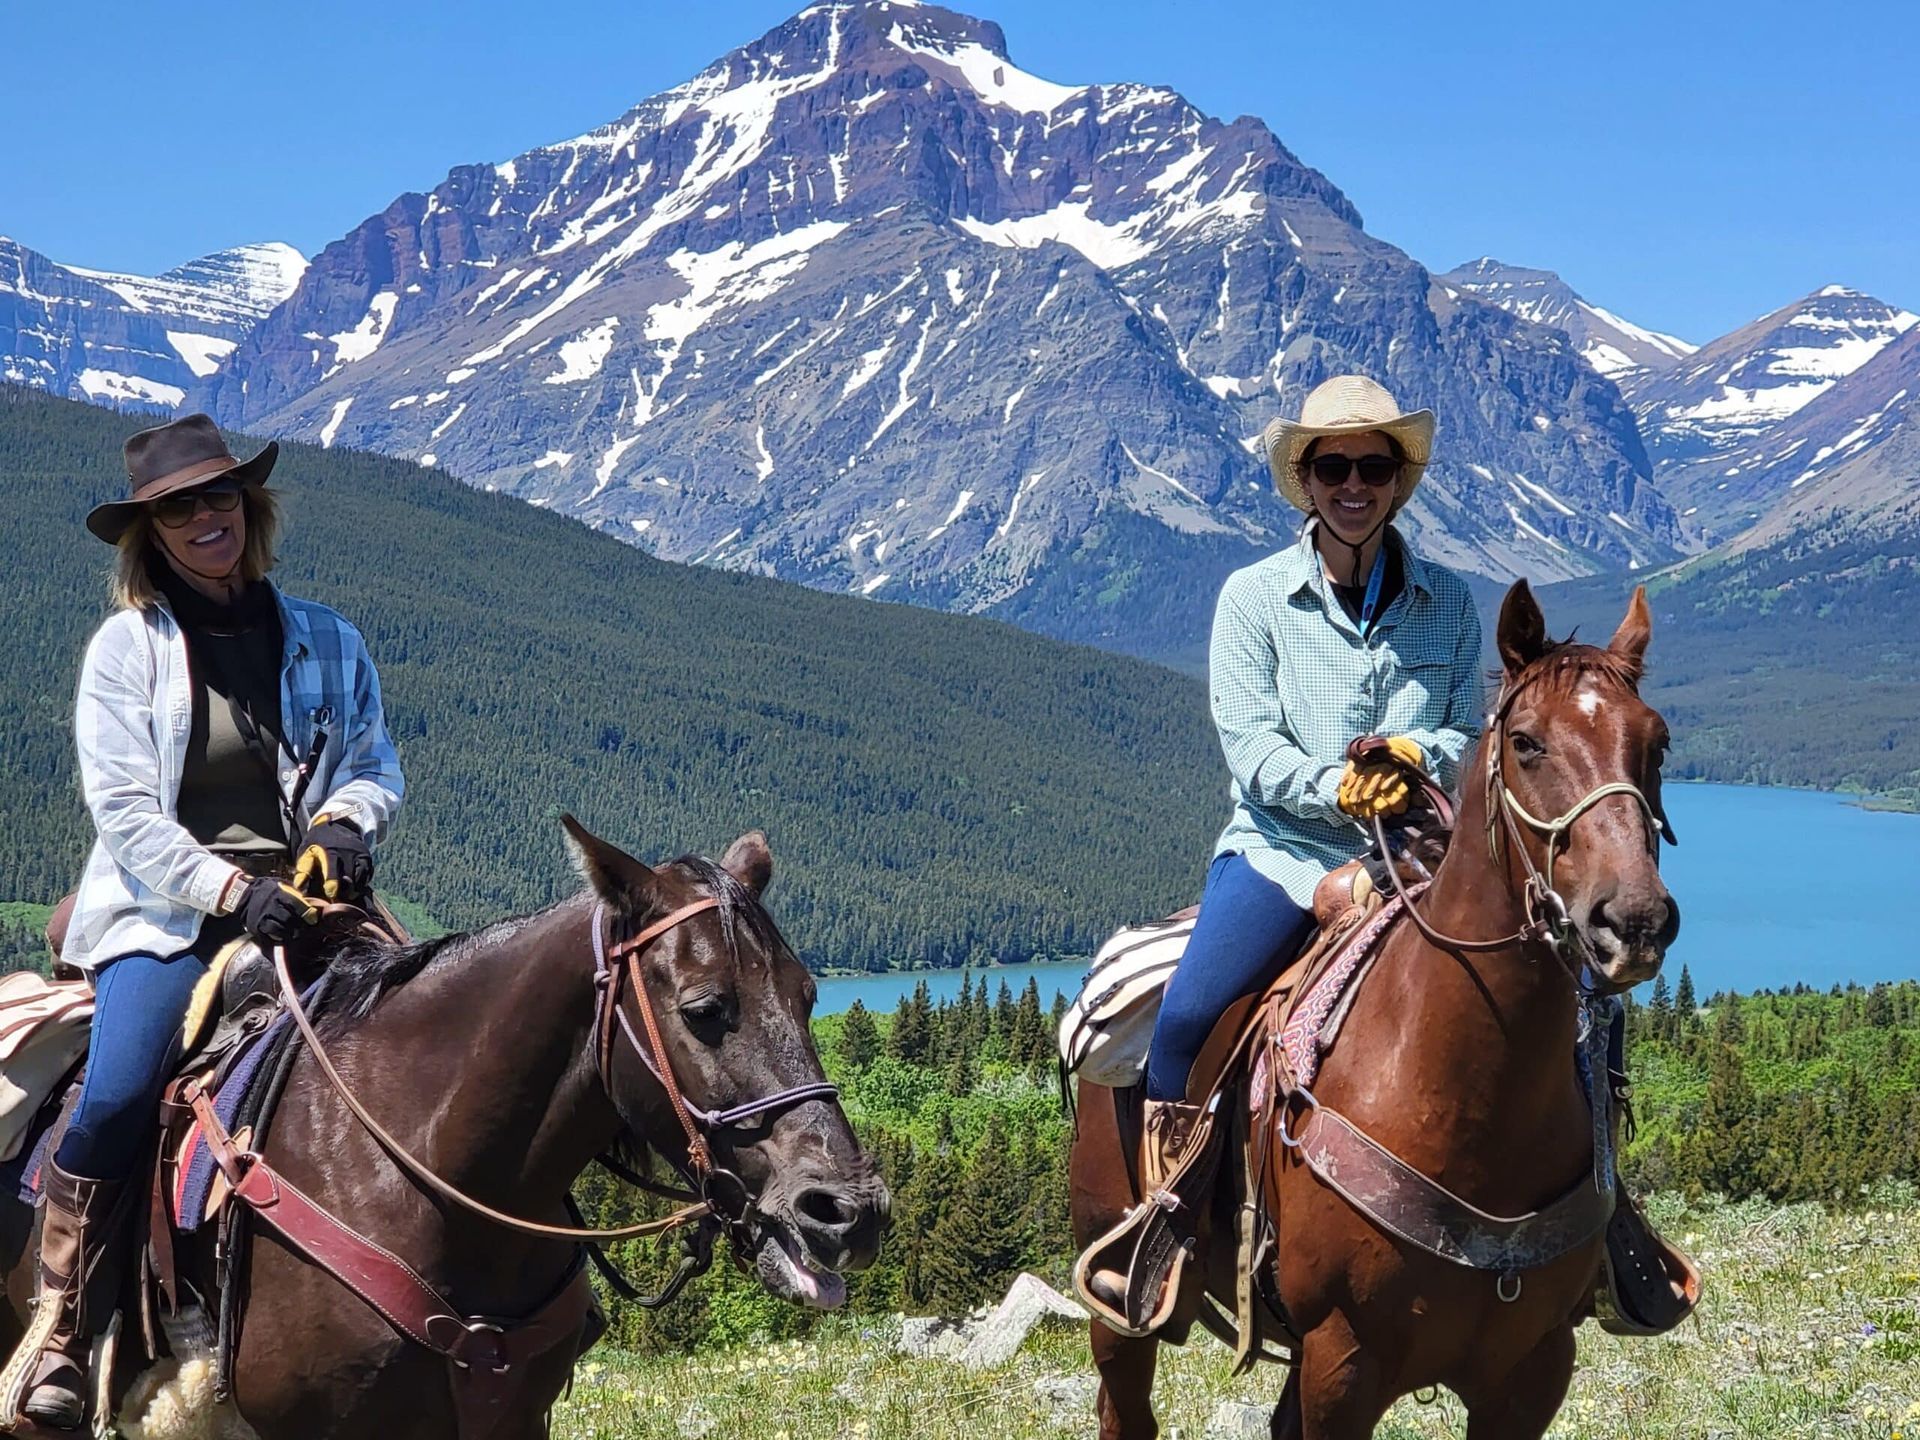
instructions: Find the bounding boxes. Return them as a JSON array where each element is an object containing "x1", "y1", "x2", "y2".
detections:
[
  {"x1": 197, "y1": 2, "x2": 1683, "y2": 653},
  {"x1": 1630, "y1": 285, "x2": 1916, "y2": 478},
  {"x1": 0, "y1": 237, "x2": 304, "y2": 411},
  {"x1": 1440, "y1": 258, "x2": 1695, "y2": 384},
  {"x1": 1657, "y1": 316, "x2": 1920, "y2": 542}
]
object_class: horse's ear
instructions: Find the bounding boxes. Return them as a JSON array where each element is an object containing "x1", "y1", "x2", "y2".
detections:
[
  {"x1": 560, "y1": 814, "x2": 660, "y2": 915},
  {"x1": 720, "y1": 830, "x2": 773, "y2": 896},
  {"x1": 1497, "y1": 580, "x2": 1549, "y2": 676},
  {"x1": 1608, "y1": 585, "x2": 1652, "y2": 676}
]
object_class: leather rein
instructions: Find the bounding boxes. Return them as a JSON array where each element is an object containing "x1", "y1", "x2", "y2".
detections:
[
  {"x1": 270, "y1": 894, "x2": 839, "y2": 1252},
  {"x1": 1369, "y1": 664, "x2": 1670, "y2": 980}
]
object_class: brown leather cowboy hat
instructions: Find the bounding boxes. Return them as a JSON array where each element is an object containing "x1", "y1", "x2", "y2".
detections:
[{"x1": 85, "y1": 413, "x2": 279, "y2": 544}]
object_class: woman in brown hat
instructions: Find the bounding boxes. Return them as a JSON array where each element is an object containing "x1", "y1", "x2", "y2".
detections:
[
  {"x1": 1090, "y1": 376, "x2": 1485, "y2": 1330},
  {"x1": 15, "y1": 415, "x2": 405, "y2": 1429}
]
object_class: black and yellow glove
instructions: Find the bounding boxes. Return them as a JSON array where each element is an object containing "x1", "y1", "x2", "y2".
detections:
[
  {"x1": 293, "y1": 816, "x2": 373, "y2": 900},
  {"x1": 1336, "y1": 736, "x2": 1427, "y2": 820},
  {"x1": 236, "y1": 876, "x2": 320, "y2": 945}
]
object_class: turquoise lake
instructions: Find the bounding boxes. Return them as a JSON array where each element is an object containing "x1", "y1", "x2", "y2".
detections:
[{"x1": 813, "y1": 783, "x2": 1919, "y2": 1015}]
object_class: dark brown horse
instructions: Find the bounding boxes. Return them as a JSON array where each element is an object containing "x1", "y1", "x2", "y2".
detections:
[
  {"x1": 1071, "y1": 582, "x2": 1679, "y2": 1439},
  {"x1": 2, "y1": 819, "x2": 888, "y2": 1438}
]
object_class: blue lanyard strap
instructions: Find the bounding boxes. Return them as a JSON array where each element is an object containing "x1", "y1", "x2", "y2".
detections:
[{"x1": 1358, "y1": 542, "x2": 1388, "y2": 637}]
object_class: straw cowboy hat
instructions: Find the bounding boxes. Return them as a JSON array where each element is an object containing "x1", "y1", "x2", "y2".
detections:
[
  {"x1": 85, "y1": 413, "x2": 279, "y2": 543},
  {"x1": 1262, "y1": 376, "x2": 1434, "y2": 515}
]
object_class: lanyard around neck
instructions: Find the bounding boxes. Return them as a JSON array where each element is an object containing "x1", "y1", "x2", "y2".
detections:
[{"x1": 1357, "y1": 541, "x2": 1388, "y2": 637}]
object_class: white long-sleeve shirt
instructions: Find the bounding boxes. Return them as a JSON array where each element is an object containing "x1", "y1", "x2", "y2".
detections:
[{"x1": 64, "y1": 589, "x2": 404, "y2": 973}]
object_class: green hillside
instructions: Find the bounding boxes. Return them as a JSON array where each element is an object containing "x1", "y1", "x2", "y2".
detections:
[
  {"x1": 0, "y1": 385, "x2": 1224, "y2": 968},
  {"x1": 1536, "y1": 529, "x2": 1920, "y2": 805}
]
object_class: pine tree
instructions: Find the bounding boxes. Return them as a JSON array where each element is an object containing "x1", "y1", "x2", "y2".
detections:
[
  {"x1": 921, "y1": 1112, "x2": 1031, "y2": 1314},
  {"x1": 839, "y1": 999, "x2": 880, "y2": 1069},
  {"x1": 1009, "y1": 978, "x2": 1047, "y2": 1068},
  {"x1": 890, "y1": 980, "x2": 933, "y2": 1063},
  {"x1": 1674, "y1": 965, "x2": 1698, "y2": 1026}
]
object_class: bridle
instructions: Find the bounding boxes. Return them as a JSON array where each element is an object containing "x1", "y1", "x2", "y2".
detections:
[
  {"x1": 1374, "y1": 660, "x2": 1673, "y2": 983},
  {"x1": 591, "y1": 897, "x2": 840, "y2": 1242},
  {"x1": 274, "y1": 889, "x2": 840, "y2": 1301}
]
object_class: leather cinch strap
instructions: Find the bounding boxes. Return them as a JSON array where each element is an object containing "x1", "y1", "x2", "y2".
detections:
[{"x1": 185, "y1": 1085, "x2": 591, "y2": 1377}]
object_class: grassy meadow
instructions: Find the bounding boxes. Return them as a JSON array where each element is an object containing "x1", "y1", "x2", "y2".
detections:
[{"x1": 555, "y1": 1190, "x2": 1920, "y2": 1440}]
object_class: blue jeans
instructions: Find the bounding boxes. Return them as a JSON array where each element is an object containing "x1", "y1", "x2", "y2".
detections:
[
  {"x1": 55, "y1": 950, "x2": 208, "y2": 1179},
  {"x1": 1145, "y1": 854, "x2": 1316, "y2": 1102}
]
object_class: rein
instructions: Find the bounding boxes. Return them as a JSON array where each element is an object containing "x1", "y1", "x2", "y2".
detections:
[
  {"x1": 272, "y1": 912, "x2": 708, "y2": 1243},
  {"x1": 273, "y1": 891, "x2": 839, "y2": 1248}
]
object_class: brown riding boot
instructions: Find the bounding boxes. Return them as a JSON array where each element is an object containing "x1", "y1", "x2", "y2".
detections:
[
  {"x1": 1139, "y1": 1099, "x2": 1204, "y2": 1196},
  {"x1": 22, "y1": 1163, "x2": 124, "y2": 1431},
  {"x1": 1080, "y1": 1098, "x2": 1211, "y2": 1331}
]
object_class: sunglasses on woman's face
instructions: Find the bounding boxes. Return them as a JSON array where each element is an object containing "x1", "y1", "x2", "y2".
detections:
[
  {"x1": 151, "y1": 479, "x2": 244, "y2": 529},
  {"x1": 1306, "y1": 455, "x2": 1401, "y2": 487}
]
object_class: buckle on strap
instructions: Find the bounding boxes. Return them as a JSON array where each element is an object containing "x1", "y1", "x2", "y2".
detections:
[{"x1": 429, "y1": 1315, "x2": 510, "y2": 1373}]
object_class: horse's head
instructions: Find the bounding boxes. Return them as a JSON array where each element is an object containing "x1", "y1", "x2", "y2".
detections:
[
  {"x1": 1492, "y1": 581, "x2": 1681, "y2": 991},
  {"x1": 562, "y1": 816, "x2": 889, "y2": 1308}
]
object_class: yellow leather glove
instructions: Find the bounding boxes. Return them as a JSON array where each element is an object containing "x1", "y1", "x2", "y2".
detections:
[{"x1": 1335, "y1": 737, "x2": 1427, "y2": 820}]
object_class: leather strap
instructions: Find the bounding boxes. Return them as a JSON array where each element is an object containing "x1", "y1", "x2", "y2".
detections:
[
  {"x1": 274, "y1": 917, "x2": 709, "y2": 1243},
  {"x1": 1287, "y1": 1097, "x2": 1615, "y2": 1274},
  {"x1": 186, "y1": 1085, "x2": 592, "y2": 1377}
]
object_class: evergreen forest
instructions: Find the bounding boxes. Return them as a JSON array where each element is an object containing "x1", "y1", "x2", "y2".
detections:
[
  {"x1": 576, "y1": 975, "x2": 1920, "y2": 1354},
  {"x1": 0, "y1": 386, "x2": 1223, "y2": 970}
]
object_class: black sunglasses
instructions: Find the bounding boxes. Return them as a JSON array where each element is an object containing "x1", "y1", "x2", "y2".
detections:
[
  {"x1": 1305, "y1": 454, "x2": 1401, "y2": 487},
  {"x1": 151, "y1": 479, "x2": 244, "y2": 529}
]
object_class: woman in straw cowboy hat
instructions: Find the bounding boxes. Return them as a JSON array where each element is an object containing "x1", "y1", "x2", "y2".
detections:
[
  {"x1": 1107, "y1": 375, "x2": 1484, "y2": 1325},
  {"x1": 11, "y1": 415, "x2": 404, "y2": 1429}
]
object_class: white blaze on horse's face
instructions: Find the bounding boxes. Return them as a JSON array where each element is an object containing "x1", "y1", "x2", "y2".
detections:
[{"x1": 1495, "y1": 582, "x2": 1680, "y2": 991}]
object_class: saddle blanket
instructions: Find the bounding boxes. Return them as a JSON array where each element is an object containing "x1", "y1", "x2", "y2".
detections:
[
  {"x1": 1276, "y1": 887, "x2": 1419, "y2": 1091},
  {"x1": 171, "y1": 1009, "x2": 297, "y2": 1232},
  {"x1": 1057, "y1": 908, "x2": 1198, "y2": 1088}
]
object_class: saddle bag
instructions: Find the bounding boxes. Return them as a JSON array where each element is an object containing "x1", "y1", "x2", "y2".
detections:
[
  {"x1": 0, "y1": 970, "x2": 95, "y2": 1163},
  {"x1": 1057, "y1": 908, "x2": 1196, "y2": 1088}
]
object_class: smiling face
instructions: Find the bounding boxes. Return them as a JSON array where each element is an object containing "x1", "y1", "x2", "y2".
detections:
[
  {"x1": 150, "y1": 480, "x2": 248, "y2": 587},
  {"x1": 1303, "y1": 431, "x2": 1401, "y2": 548}
]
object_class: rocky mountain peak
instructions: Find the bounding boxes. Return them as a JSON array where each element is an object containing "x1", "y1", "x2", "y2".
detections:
[
  {"x1": 1440, "y1": 256, "x2": 1695, "y2": 383},
  {"x1": 189, "y1": 2, "x2": 1685, "y2": 658}
]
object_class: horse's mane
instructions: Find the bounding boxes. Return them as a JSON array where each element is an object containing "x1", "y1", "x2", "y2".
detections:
[
  {"x1": 1514, "y1": 635, "x2": 1644, "y2": 699},
  {"x1": 305, "y1": 855, "x2": 784, "y2": 1040}
]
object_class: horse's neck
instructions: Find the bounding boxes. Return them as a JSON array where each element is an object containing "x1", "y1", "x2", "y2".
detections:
[
  {"x1": 358, "y1": 895, "x2": 619, "y2": 1212},
  {"x1": 1374, "y1": 742, "x2": 1580, "y2": 1102}
]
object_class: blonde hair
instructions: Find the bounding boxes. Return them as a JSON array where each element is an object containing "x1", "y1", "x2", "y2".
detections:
[{"x1": 110, "y1": 486, "x2": 282, "y2": 610}]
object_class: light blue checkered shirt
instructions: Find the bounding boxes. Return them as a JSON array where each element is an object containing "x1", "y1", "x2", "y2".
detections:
[{"x1": 1210, "y1": 522, "x2": 1484, "y2": 906}]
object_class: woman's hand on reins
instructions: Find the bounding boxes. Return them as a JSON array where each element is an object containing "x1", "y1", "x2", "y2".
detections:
[
  {"x1": 1337, "y1": 735, "x2": 1427, "y2": 819},
  {"x1": 236, "y1": 877, "x2": 321, "y2": 944},
  {"x1": 295, "y1": 816, "x2": 374, "y2": 900}
]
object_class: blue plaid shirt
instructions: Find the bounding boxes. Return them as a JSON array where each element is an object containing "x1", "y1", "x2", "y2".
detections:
[
  {"x1": 1210, "y1": 522, "x2": 1484, "y2": 906},
  {"x1": 65, "y1": 588, "x2": 405, "y2": 973}
]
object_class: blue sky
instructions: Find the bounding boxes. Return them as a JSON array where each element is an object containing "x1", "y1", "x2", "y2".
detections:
[{"x1": 5, "y1": 0, "x2": 1912, "y2": 343}]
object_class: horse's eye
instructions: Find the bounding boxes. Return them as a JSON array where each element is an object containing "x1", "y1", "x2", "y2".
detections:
[
  {"x1": 680, "y1": 998, "x2": 727, "y2": 1027},
  {"x1": 1511, "y1": 731, "x2": 1545, "y2": 762}
]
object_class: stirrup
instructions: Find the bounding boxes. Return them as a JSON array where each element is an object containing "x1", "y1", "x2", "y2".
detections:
[
  {"x1": 1594, "y1": 1190, "x2": 1700, "y2": 1336},
  {"x1": 1072, "y1": 1105, "x2": 1222, "y2": 1336},
  {"x1": 1, "y1": 1285, "x2": 72, "y2": 1427},
  {"x1": 1073, "y1": 1198, "x2": 1194, "y2": 1338}
]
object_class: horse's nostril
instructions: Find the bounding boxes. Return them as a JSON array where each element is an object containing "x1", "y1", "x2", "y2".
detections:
[{"x1": 795, "y1": 1186, "x2": 860, "y2": 1230}]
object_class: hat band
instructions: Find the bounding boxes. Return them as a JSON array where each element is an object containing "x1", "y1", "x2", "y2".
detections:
[{"x1": 129, "y1": 455, "x2": 241, "y2": 502}]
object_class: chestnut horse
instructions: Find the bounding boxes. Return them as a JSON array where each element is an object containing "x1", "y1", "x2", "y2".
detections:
[
  {"x1": 1071, "y1": 581, "x2": 1679, "y2": 1439},
  {"x1": 1, "y1": 818, "x2": 889, "y2": 1439}
]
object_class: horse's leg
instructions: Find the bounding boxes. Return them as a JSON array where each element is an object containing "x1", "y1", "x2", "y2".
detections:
[
  {"x1": 1457, "y1": 1323, "x2": 1576, "y2": 1440},
  {"x1": 1090, "y1": 1321, "x2": 1160, "y2": 1440},
  {"x1": 1294, "y1": 1314, "x2": 1392, "y2": 1440},
  {"x1": 1268, "y1": 1364, "x2": 1302, "y2": 1440}
]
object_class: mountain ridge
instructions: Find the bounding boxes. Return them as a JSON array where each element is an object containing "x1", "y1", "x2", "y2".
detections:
[
  {"x1": 0, "y1": 236, "x2": 304, "y2": 409},
  {"x1": 190, "y1": 0, "x2": 1683, "y2": 657}
]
